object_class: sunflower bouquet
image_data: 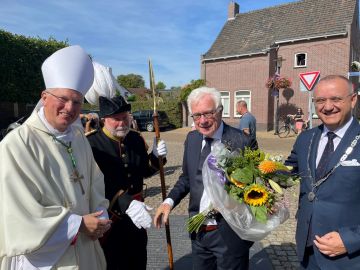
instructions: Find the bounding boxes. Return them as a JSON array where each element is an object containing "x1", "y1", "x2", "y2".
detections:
[{"x1": 187, "y1": 142, "x2": 298, "y2": 241}]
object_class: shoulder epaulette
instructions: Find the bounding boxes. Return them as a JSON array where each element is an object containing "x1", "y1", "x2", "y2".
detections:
[{"x1": 130, "y1": 128, "x2": 141, "y2": 134}]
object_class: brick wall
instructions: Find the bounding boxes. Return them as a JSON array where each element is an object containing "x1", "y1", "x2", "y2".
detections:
[{"x1": 203, "y1": 54, "x2": 272, "y2": 130}]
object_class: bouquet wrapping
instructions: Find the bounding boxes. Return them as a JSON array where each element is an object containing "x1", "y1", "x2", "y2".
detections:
[{"x1": 199, "y1": 142, "x2": 296, "y2": 242}]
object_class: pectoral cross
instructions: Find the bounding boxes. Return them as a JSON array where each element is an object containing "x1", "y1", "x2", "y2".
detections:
[{"x1": 70, "y1": 169, "x2": 85, "y2": 194}]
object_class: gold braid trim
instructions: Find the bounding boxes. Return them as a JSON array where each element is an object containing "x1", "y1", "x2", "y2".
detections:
[{"x1": 102, "y1": 127, "x2": 121, "y2": 142}]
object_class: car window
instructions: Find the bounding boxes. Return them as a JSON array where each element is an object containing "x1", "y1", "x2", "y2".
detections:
[{"x1": 132, "y1": 111, "x2": 140, "y2": 117}]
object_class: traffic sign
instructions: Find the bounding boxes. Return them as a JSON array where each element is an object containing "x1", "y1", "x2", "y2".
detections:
[{"x1": 299, "y1": 71, "x2": 320, "y2": 91}]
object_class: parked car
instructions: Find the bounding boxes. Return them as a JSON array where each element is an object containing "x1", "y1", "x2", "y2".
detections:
[
  {"x1": 1, "y1": 114, "x2": 30, "y2": 139},
  {"x1": 132, "y1": 110, "x2": 170, "y2": 132}
]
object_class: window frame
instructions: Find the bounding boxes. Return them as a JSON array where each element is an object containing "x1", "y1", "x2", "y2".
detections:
[
  {"x1": 234, "y1": 90, "x2": 251, "y2": 118},
  {"x1": 220, "y1": 91, "x2": 230, "y2": 118},
  {"x1": 294, "y1": 52, "x2": 307, "y2": 68}
]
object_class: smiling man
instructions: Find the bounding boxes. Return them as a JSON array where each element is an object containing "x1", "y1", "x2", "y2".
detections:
[
  {"x1": 285, "y1": 75, "x2": 360, "y2": 269},
  {"x1": 154, "y1": 87, "x2": 257, "y2": 270},
  {"x1": 0, "y1": 45, "x2": 111, "y2": 270}
]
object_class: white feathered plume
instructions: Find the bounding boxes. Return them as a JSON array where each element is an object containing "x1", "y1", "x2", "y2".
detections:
[{"x1": 85, "y1": 61, "x2": 129, "y2": 105}]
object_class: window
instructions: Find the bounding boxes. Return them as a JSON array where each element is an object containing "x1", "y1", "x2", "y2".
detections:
[
  {"x1": 294, "y1": 53, "x2": 307, "y2": 67},
  {"x1": 220, "y1": 91, "x2": 230, "y2": 117},
  {"x1": 234, "y1": 90, "x2": 251, "y2": 117}
]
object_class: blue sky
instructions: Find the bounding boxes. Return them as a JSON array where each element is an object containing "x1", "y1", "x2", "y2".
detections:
[{"x1": 1, "y1": 0, "x2": 296, "y2": 88}]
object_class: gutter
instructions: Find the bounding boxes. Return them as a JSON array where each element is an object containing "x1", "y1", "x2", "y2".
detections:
[
  {"x1": 275, "y1": 32, "x2": 347, "y2": 44},
  {"x1": 202, "y1": 50, "x2": 268, "y2": 62}
]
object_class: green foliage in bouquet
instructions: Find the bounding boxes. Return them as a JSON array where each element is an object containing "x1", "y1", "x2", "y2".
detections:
[
  {"x1": 218, "y1": 148, "x2": 298, "y2": 223},
  {"x1": 186, "y1": 147, "x2": 299, "y2": 233}
]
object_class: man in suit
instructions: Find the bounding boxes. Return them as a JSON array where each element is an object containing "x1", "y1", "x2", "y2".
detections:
[
  {"x1": 285, "y1": 75, "x2": 360, "y2": 269},
  {"x1": 154, "y1": 86, "x2": 257, "y2": 270}
]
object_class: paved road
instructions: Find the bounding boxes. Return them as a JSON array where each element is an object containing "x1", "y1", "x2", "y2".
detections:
[{"x1": 143, "y1": 128, "x2": 299, "y2": 270}]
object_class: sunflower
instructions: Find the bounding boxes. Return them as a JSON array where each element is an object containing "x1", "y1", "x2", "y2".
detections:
[
  {"x1": 258, "y1": 160, "x2": 277, "y2": 174},
  {"x1": 243, "y1": 184, "x2": 269, "y2": 206},
  {"x1": 229, "y1": 176, "x2": 245, "y2": 188}
]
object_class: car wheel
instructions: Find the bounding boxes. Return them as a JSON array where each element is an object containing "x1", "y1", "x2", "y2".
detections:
[{"x1": 146, "y1": 123, "x2": 154, "y2": 132}]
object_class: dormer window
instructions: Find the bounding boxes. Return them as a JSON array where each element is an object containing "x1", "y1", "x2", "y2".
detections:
[{"x1": 294, "y1": 53, "x2": 307, "y2": 67}]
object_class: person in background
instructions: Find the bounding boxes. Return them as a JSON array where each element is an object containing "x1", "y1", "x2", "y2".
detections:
[
  {"x1": 0, "y1": 45, "x2": 111, "y2": 270},
  {"x1": 236, "y1": 100, "x2": 257, "y2": 141},
  {"x1": 86, "y1": 63, "x2": 168, "y2": 270},
  {"x1": 293, "y1": 108, "x2": 305, "y2": 134},
  {"x1": 285, "y1": 75, "x2": 360, "y2": 269},
  {"x1": 154, "y1": 87, "x2": 257, "y2": 270},
  {"x1": 80, "y1": 112, "x2": 100, "y2": 135}
]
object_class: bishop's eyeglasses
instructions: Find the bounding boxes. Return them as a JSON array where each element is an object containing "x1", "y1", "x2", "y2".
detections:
[{"x1": 45, "y1": 91, "x2": 83, "y2": 107}]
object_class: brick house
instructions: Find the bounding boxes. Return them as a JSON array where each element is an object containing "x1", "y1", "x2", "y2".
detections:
[{"x1": 201, "y1": 0, "x2": 360, "y2": 130}]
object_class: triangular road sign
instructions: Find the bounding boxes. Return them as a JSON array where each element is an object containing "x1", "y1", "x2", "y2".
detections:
[{"x1": 299, "y1": 71, "x2": 320, "y2": 91}]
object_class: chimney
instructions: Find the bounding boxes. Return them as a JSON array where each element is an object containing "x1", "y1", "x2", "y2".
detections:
[{"x1": 228, "y1": 1, "x2": 239, "y2": 20}]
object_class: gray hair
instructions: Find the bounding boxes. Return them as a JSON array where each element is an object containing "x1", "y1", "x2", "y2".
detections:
[
  {"x1": 187, "y1": 86, "x2": 222, "y2": 114},
  {"x1": 318, "y1": 75, "x2": 353, "y2": 94}
]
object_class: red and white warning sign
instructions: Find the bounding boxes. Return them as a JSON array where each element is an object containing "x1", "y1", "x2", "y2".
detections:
[{"x1": 299, "y1": 71, "x2": 320, "y2": 91}]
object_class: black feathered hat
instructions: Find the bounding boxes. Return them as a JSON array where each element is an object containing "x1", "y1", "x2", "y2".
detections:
[{"x1": 99, "y1": 96, "x2": 131, "y2": 118}]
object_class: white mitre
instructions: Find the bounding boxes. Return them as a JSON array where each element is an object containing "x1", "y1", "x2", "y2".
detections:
[
  {"x1": 85, "y1": 61, "x2": 129, "y2": 105},
  {"x1": 41, "y1": 45, "x2": 94, "y2": 95}
]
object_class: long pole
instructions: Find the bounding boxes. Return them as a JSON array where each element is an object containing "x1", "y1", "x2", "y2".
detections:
[{"x1": 149, "y1": 59, "x2": 174, "y2": 270}]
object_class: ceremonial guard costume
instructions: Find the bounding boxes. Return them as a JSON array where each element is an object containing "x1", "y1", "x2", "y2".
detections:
[{"x1": 87, "y1": 96, "x2": 164, "y2": 270}]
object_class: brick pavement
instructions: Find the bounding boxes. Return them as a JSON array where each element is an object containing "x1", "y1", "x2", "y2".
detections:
[{"x1": 143, "y1": 128, "x2": 299, "y2": 269}]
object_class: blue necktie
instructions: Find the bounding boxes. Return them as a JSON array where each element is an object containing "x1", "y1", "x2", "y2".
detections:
[
  {"x1": 198, "y1": 137, "x2": 213, "y2": 172},
  {"x1": 316, "y1": 132, "x2": 336, "y2": 180}
]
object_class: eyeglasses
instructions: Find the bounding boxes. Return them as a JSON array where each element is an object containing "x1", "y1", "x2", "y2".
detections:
[
  {"x1": 191, "y1": 106, "x2": 222, "y2": 121},
  {"x1": 312, "y1": 93, "x2": 354, "y2": 106},
  {"x1": 45, "y1": 91, "x2": 83, "y2": 107}
]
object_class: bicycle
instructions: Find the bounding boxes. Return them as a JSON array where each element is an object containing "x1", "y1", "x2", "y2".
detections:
[{"x1": 277, "y1": 115, "x2": 297, "y2": 138}]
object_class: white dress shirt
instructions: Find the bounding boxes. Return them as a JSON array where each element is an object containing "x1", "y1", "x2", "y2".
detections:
[{"x1": 316, "y1": 117, "x2": 353, "y2": 166}]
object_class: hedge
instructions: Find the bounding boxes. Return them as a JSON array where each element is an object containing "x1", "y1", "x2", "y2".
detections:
[
  {"x1": 0, "y1": 29, "x2": 67, "y2": 103},
  {"x1": 130, "y1": 98, "x2": 182, "y2": 128}
]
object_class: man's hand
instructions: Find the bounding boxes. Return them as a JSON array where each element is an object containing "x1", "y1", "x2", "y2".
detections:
[
  {"x1": 242, "y1": 128, "x2": 250, "y2": 135},
  {"x1": 80, "y1": 210, "x2": 112, "y2": 241},
  {"x1": 153, "y1": 203, "x2": 171, "y2": 228},
  {"x1": 314, "y1": 232, "x2": 347, "y2": 257}
]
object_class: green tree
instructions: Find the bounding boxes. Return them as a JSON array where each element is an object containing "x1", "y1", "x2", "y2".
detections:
[
  {"x1": 117, "y1": 74, "x2": 145, "y2": 88},
  {"x1": 0, "y1": 30, "x2": 68, "y2": 103},
  {"x1": 156, "y1": 81, "x2": 166, "y2": 90},
  {"x1": 170, "y1": 86, "x2": 181, "y2": 91},
  {"x1": 179, "y1": 79, "x2": 206, "y2": 102}
]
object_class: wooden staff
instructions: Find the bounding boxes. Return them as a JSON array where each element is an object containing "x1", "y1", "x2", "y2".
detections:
[{"x1": 149, "y1": 59, "x2": 174, "y2": 270}]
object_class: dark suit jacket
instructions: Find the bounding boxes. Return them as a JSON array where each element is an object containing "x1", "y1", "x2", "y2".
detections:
[
  {"x1": 286, "y1": 119, "x2": 360, "y2": 268},
  {"x1": 167, "y1": 122, "x2": 257, "y2": 217}
]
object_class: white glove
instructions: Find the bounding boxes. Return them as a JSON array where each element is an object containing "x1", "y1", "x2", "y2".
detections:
[
  {"x1": 152, "y1": 138, "x2": 167, "y2": 157},
  {"x1": 125, "y1": 200, "x2": 153, "y2": 229}
]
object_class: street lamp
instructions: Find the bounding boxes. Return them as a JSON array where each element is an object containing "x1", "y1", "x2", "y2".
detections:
[{"x1": 273, "y1": 56, "x2": 283, "y2": 135}]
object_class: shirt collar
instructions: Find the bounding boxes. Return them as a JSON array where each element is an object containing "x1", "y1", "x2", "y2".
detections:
[{"x1": 322, "y1": 116, "x2": 353, "y2": 140}]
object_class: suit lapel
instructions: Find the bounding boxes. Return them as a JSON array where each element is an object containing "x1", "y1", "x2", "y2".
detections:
[
  {"x1": 310, "y1": 126, "x2": 323, "y2": 179},
  {"x1": 221, "y1": 124, "x2": 237, "y2": 150},
  {"x1": 192, "y1": 131, "x2": 204, "y2": 173}
]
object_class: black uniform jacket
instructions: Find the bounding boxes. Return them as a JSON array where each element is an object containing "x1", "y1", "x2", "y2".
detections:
[{"x1": 87, "y1": 129, "x2": 162, "y2": 213}]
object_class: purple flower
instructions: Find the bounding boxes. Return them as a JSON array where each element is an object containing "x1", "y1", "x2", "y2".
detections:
[{"x1": 207, "y1": 155, "x2": 226, "y2": 185}]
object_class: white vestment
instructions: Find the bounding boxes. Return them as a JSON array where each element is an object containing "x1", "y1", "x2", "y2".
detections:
[{"x1": 0, "y1": 110, "x2": 109, "y2": 270}]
